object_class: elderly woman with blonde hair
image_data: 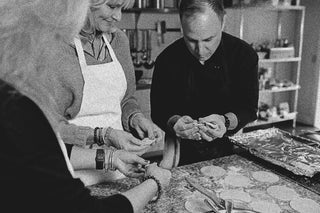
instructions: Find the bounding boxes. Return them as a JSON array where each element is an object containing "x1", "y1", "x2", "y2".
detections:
[
  {"x1": 0, "y1": 0, "x2": 171, "y2": 212},
  {"x1": 42, "y1": 0, "x2": 164, "y2": 185}
]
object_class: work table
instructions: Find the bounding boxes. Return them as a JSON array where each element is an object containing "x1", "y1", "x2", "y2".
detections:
[{"x1": 88, "y1": 153, "x2": 320, "y2": 213}]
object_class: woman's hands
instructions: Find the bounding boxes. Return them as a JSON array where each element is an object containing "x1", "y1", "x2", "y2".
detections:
[
  {"x1": 113, "y1": 150, "x2": 149, "y2": 178},
  {"x1": 108, "y1": 129, "x2": 150, "y2": 154},
  {"x1": 145, "y1": 163, "x2": 171, "y2": 189},
  {"x1": 130, "y1": 113, "x2": 164, "y2": 145}
]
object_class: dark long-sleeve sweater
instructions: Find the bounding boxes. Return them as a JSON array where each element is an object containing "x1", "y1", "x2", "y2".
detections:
[
  {"x1": 151, "y1": 32, "x2": 259, "y2": 135},
  {"x1": 0, "y1": 80, "x2": 133, "y2": 213}
]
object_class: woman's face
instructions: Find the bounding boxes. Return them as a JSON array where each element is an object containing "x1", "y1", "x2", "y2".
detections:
[{"x1": 91, "y1": 0, "x2": 127, "y2": 33}]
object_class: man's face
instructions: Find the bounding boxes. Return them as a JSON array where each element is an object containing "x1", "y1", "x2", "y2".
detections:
[{"x1": 181, "y1": 8, "x2": 224, "y2": 64}]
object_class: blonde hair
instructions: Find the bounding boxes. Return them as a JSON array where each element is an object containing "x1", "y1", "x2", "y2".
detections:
[
  {"x1": 83, "y1": 0, "x2": 133, "y2": 34},
  {"x1": 0, "y1": 0, "x2": 90, "y2": 128},
  {"x1": 90, "y1": 0, "x2": 134, "y2": 9}
]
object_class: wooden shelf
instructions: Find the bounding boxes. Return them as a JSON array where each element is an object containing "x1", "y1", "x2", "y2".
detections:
[
  {"x1": 124, "y1": 8, "x2": 178, "y2": 13},
  {"x1": 241, "y1": 5, "x2": 305, "y2": 11},
  {"x1": 269, "y1": 5, "x2": 305, "y2": 11},
  {"x1": 259, "y1": 85, "x2": 300, "y2": 94},
  {"x1": 259, "y1": 57, "x2": 301, "y2": 63},
  {"x1": 245, "y1": 112, "x2": 297, "y2": 128}
]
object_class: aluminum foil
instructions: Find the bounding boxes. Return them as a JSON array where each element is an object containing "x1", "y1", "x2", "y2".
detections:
[{"x1": 230, "y1": 128, "x2": 320, "y2": 177}]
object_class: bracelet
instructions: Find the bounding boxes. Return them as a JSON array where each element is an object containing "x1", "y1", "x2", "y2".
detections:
[
  {"x1": 107, "y1": 149, "x2": 116, "y2": 171},
  {"x1": 223, "y1": 114, "x2": 230, "y2": 129},
  {"x1": 93, "y1": 127, "x2": 99, "y2": 144},
  {"x1": 129, "y1": 112, "x2": 143, "y2": 128},
  {"x1": 142, "y1": 175, "x2": 162, "y2": 203},
  {"x1": 102, "y1": 127, "x2": 113, "y2": 146}
]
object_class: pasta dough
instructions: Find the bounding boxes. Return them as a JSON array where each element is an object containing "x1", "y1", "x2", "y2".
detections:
[
  {"x1": 252, "y1": 171, "x2": 279, "y2": 183},
  {"x1": 250, "y1": 201, "x2": 281, "y2": 213},
  {"x1": 224, "y1": 174, "x2": 251, "y2": 187},
  {"x1": 219, "y1": 189, "x2": 252, "y2": 203},
  {"x1": 267, "y1": 185, "x2": 299, "y2": 201},
  {"x1": 290, "y1": 198, "x2": 320, "y2": 213},
  {"x1": 185, "y1": 198, "x2": 211, "y2": 213},
  {"x1": 200, "y1": 165, "x2": 226, "y2": 178}
]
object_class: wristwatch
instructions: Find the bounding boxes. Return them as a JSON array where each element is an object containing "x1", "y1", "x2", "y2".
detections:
[
  {"x1": 223, "y1": 115, "x2": 230, "y2": 129},
  {"x1": 95, "y1": 149, "x2": 105, "y2": 170}
]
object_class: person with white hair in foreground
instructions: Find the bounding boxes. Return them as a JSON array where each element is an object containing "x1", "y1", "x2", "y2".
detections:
[{"x1": 0, "y1": 1, "x2": 171, "y2": 212}]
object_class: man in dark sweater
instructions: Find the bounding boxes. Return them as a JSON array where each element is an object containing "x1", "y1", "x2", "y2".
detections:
[{"x1": 151, "y1": 0, "x2": 259, "y2": 167}]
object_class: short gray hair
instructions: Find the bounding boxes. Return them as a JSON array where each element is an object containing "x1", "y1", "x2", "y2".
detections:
[
  {"x1": 179, "y1": 0, "x2": 226, "y2": 23},
  {"x1": 0, "y1": 0, "x2": 89, "y2": 127}
]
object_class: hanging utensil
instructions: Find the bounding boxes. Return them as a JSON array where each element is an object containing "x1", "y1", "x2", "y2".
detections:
[
  {"x1": 141, "y1": 30, "x2": 148, "y2": 62},
  {"x1": 144, "y1": 29, "x2": 155, "y2": 69},
  {"x1": 133, "y1": 29, "x2": 142, "y2": 68}
]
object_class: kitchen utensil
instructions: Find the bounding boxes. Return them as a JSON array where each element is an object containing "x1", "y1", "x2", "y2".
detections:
[
  {"x1": 185, "y1": 177, "x2": 260, "y2": 213},
  {"x1": 204, "y1": 199, "x2": 219, "y2": 213},
  {"x1": 185, "y1": 177, "x2": 225, "y2": 209},
  {"x1": 141, "y1": 30, "x2": 148, "y2": 61},
  {"x1": 133, "y1": 29, "x2": 142, "y2": 67},
  {"x1": 144, "y1": 30, "x2": 154, "y2": 69}
]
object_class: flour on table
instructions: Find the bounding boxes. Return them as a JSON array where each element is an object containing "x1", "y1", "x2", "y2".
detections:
[
  {"x1": 224, "y1": 174, "x2": 251, "y2": 187},
  {"x1": 200, "y1": 165, "x2": 226, "y2": 178},
  {"x1": 267, "y1": 185, "x2": 299, "y2": 201},
  {"x1": 290, "y1": 198, "x2": 320, "y2": 213},
  {"x1": 252, "y1": 171, "x2": 279, "y2": 183},
  {"x1": 185, "y1": 198, "x2": 211, "y2": 213},
  {"x1": 220, "y1": 189, "x2": 252, "y2": 203},
  {"x1": 250, "y1": 201, "x2": 281, "y2": 213}
]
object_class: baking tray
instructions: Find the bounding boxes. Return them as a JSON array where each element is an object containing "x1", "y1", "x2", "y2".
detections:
[{"x1": 230, "y1": 128, "x2": 320, "y2": 177}]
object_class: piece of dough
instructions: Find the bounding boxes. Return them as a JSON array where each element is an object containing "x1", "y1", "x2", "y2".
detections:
[
  {"x1": 141, "y1": 138, "x2": 155, "y2": 146},
  {"x1": 250, "y1": 201, "x2": 281, "y2": 213},
  {"x1": 252, "y1": 171, "x2": 279, "y2": 183},
  {"x1": 290, "y1": 198, "x2": 320, "y2": 213},
  {"x1": 224, "y1": 174, "x2": 251, "y2": 187},
  {"x1": 200, "y1": 165, "x2": 226, "y2": 178},
  {"x1": 185, "y1": 198, "x2": 211, "y2": 213},
  {"x1": 220, "y1": 189, "x2": 252, "y2": 203},
  {"x1": 267, "y1": 185, "x2": 299, "y2": 201}
]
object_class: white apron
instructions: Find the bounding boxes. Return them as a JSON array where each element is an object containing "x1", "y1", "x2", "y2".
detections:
[
  {"x1": 69, "y1": 35, "x2": 128, "y2": 184},
  {"x1": 70, "y1": 34, "x2": 127, "y2": 130},
  {"x1": 57, "y1": 133, "x2": 75, "y2": 178}
]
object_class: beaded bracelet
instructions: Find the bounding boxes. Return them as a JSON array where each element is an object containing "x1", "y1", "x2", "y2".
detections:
[
  {"x1": 102, "y1": 127, "x2": 113, "y2": 146},
  {"x1": 142, "y1": 175, "x2": 162, "y2": 203},
  {"x1": 93, "y1": 127, "x2": 99, "y2": 144},
  {"x1": 96, "y1": 127, "x2": 105, "y2": 146}
]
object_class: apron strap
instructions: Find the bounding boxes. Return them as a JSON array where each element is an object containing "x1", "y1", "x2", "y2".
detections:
[
  {"x1": 102, "y1": 34, "x2": 118, "y2": 61},
  {"x1": 74, "y1": 38, "x2": 88, "y2": 70}
]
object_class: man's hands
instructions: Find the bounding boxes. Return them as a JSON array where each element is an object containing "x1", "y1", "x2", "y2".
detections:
[
  {"x1": 198, "y1": 114, "x2": 227, "y2": 141},
  {"x1": 173, "y1": 114, "x2": 227, "y2": 142},
  {"x1": 113, "y1": 150, "x2": 149, "y2": 178},
  {"x1": 173, "y1": 116, "x2": 201, "y2": 140},
  {"x1": 130, "y1": 113, "x2": 164, "y2": 145}
]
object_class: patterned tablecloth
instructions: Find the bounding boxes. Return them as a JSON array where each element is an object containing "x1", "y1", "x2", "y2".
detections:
[{"x1": 88, "y1": 154, "x2": 320, "y2": 213}]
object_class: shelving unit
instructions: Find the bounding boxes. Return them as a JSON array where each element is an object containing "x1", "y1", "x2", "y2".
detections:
[
  {"x1": 259, "y1": 85, "x2": 300, "y2": 94},
  {"x1": 241, "y1": 5, "x2": 305, "y2": 130}
]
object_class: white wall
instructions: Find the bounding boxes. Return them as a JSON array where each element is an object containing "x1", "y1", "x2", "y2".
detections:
[{"x1": 297, "y1": 0, "x2": 320, "y2": 127}]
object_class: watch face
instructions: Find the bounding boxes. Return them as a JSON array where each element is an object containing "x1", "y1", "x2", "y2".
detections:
[{"x1": 95, "y1": 149, "x2": 105, "y2": 170}]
